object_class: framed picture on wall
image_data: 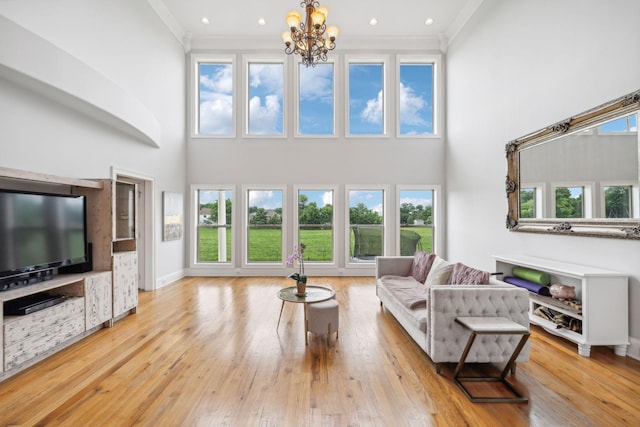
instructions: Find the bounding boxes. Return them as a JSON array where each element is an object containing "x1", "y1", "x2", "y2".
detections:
[{"x1": 163, "y1": 191, "x2": 183, "y2": 241}]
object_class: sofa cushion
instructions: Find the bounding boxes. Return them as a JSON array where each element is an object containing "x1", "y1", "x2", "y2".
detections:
[
  {"x1": 409, "y1": 251, "x2": 435, "y2": 283},
  {"x1": 450, "y1": 262, "x2": 490, "y2": 285},
  {"x1": 425, "y1": 256, "x2": 453, "y2": 286},
  {"x1": 379, "y1": 275, "x2": 427, "y2": 309}
]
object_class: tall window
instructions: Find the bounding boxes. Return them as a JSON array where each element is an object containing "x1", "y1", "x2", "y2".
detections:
[
  {"x1": 297, "y1": 188, "x2": 335, "y2": 262},
  {"x1": 196, "y1": 189, "x2": 232, "y2": 263},
  {"x1": 298, "y1": 63, "x2": 334, "y2": 135},
  {"x1": 555, "y1": 186, "x2": 584, "y2": 218},
  {"x1": 247, "y1": 62, "x2": 284, "y2": 135},
  {"x1": 348, "y1": 189, "x2": 385, "y2": 262},
  {"x1": 398, "y1": 62, "x2": 434, "y2": 135},
  {"x1": 348, "y1": 62, "x2": 385, "y2": 135},
  {"x1": 398, "y1": 189, "x2": 433, "y2": 255},
  {"x1": 246, "y1": 189, "x2": 283, "y2": 262},
  {"x1": 197, "y1": 62, "x2": 233, "y2": 135}
]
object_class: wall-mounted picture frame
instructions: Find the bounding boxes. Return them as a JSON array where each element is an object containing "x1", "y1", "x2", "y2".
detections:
[{"x1": 163, "y1": 191, "x2": 183, "y2": 241}]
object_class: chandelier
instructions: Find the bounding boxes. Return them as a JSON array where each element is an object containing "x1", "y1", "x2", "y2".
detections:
[{"x1": 281, "y1": 0, "x2": 339, "y2": 67}]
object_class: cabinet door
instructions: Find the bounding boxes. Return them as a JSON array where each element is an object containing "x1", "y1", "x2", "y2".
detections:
[
  {"x1": 85, "y1": 271, "x2": 113, "y2": 329},
  {"x1": 113, "y1": 252, "x2": 138, "y2": 318}
]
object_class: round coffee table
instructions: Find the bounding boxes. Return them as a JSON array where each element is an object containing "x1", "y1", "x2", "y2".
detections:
[{"x1": 277, "y1": 285, "x2": 335, "y2": 344}]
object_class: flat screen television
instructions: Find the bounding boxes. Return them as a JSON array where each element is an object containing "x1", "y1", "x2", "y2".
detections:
[{"x1": 0, "y1": 190, "x2": 88, "y2": 291}]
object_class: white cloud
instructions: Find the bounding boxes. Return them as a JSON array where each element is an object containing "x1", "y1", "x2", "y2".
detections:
[
  {"x1": 249, "y1": 95, "x2": 281, "y2": 134},
  {"x1": 321, "y1": 191, "x2": 333, "y2": 207},
  {"x1": 249, "y1": 190, "x2": 281, "y2": 209},
  {"x1": 360, "y1": 90, "x2": 383, "y2": 124},
  {"x1": 299, "y1": 65, "x2": 333, "y2": 102},
  {"x1": 200, "y1": 65, "x2": 233, "y2": 95},
  {"x1": 399, "y1": 82, "x2": 428, "y2": 127},
  {"x1": 400, "y1": 196, "x2": 432, "y2": 207},
  {"x1": 199, "y1": 65, "x2": 233, "y2": 134},
  {"x1": 249, "y1": 64, "x2": 283, "y2": 96},
  {"x1": 199, "y1": 95, "x2": 233, "y2": 134}
]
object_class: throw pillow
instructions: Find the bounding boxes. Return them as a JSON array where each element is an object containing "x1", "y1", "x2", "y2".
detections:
[
  {"x1": 425, "y1": 263, "x2": 454, "y2": 286},
  {"x1": 408, "y1": 251, "x2": 435, "y2": 284},
  {"x1": 450, "y1": 263, "x2": 490, "y2": 285}
]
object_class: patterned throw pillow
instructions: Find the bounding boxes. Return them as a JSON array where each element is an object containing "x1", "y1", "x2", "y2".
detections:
[
  {"x1": 450, "y1": 263, "x2": 490, "y2": 285},
  {"x1": 408, "y1": 251, "x2": 435, "y2": 284}
]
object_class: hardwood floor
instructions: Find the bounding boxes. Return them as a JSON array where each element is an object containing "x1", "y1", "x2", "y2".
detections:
[{"x1": 1, "y1": 276, "x2": 639, "y2": 426}]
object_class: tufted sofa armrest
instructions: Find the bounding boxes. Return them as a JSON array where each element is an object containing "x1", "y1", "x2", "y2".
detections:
[
  {"x1": 427, "y1": 284, "x2": 530, "y2": 364},
  {"x1": 375, "y1": 256, "x2": 414, "y2": 279}
]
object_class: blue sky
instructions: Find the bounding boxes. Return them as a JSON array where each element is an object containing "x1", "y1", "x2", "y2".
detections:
[
  {"x1": 199, "y1": 189, "x2": 433, "y2": 213},
  {"x1": 199, "y1": 61, "x2": 434, "y2": 136}
]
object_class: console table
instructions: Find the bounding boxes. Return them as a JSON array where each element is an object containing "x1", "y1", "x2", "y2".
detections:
[{"x1": 493, "y1": 254, "x2": 629, "y2": 357}]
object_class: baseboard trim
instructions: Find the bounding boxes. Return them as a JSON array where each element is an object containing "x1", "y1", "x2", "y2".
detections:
[
  {"x1": 627, "y1": 337, "x2": 640, "y2": 361},
  {"x1": 155, "y1": 269, "x2": 186, "y2": 289}
]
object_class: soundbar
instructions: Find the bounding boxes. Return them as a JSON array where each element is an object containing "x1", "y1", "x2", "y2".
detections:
[{"x1": 4, "y1": 293, "x2": 69, "y2": 315}]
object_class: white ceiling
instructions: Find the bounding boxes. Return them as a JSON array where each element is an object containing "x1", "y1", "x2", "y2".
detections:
[{"x1": 148, "y1": 0, "x2": 483, "y2": 47}]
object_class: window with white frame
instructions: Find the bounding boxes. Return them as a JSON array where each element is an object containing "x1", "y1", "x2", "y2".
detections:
[
  {"x1": 398, "y1": 60, "x2": 434, "y2": 136},
  {"x1": 347, "y1": 59, "x2": 385, "y2": 135},
  {"x1": 196, "y1": 59, "x2": 234, "y2": 136},
  {"x1": 196, "y1": 188, "x2": 233, "y2": 263},
  {"x1": 520, "y1": 187, "x2": 537, "y2": 218},
  {"x1": 398, "y1": 188, "x2": 433, "y2": 255},
  {"x1": 297, "y1": 63, "x2": 335, "y2": 136},
  {"x1": 246, "y1": 188, "x2": 284, "y2": 263},
  {"x1": 348, "y1": 188, "x2": 385, "y2": 262},
  {"x1": 296, "y1": 188, "x2": 336, "y2": 263},
  {"x1": 246, "y1": 61, "x2": 284, "y2": 136}
]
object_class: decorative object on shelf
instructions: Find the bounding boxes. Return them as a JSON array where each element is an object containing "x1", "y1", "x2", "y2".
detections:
[
  {"x1": 286, "y1": 243, "x2": 307, "y2": 296},
  {"x1": 162, "y1": 192, "x2": 183, "y2": 241},
  {"x1": 281, "y1": 0, "x2": 339, "y2": 67}
]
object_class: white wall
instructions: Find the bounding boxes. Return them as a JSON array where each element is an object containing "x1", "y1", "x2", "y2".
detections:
[
  {"x1": 0, "y1": 0, "x2": 186, "y2": 287},
  {"x1": 446, "y1": 0, "x2": 640, "y2": 349}
]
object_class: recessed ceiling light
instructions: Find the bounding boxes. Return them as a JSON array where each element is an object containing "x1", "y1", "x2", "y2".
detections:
[
  {"x1": 425, "y1": 17, "x2": 434, "y2": 25},
  {"x1": 369, "y1": 17, "x2": 378, "y2": 26},
  {"x1": 258, "y1": 18, "x2": 266, "y2": 26},
  {"x1": 201, "y1": 17, "x2": 210, "y2": 25}
]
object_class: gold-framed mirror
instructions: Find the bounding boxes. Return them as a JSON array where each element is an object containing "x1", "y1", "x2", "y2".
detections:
[{"x1": 506, "y1": 89, "x2": 640, "y2": 239}]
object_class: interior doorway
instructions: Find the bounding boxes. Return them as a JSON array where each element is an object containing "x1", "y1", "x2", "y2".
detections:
[{"x1": 113, "y1": 168, "x2": 155, "y2": 291}]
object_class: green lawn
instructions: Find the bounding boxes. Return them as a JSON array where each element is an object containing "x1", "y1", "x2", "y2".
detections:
[{"x1": 197, "y1": 226, "x2": 433, "y2": 262}]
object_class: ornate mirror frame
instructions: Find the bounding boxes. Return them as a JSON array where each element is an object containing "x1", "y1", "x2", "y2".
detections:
[{"x1": 506, "y1": 89, "x2": 640, "y2": 239}]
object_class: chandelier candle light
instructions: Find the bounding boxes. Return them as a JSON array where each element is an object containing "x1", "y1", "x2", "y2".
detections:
[{"x1": 282, "y1": 0, "x2": 339, "y2": 67}]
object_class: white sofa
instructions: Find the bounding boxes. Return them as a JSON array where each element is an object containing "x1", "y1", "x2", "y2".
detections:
[{"x1": 375, "y1": 256, "x2": 530, "y2": 373}]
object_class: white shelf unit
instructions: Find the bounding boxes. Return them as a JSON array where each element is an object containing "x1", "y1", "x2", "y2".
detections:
[{"x1": 493, "y1": 254, "x2": 629, "y2": 357}]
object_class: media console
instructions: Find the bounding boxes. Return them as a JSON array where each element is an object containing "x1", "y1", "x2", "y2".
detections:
[{"x1": 0, "y1": 167, "x2": 138, "y2": 382}]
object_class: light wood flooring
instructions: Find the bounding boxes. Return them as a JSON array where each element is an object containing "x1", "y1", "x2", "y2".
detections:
[{"x1": 0, "y1": 276, "x2": 639, "y2": 426}]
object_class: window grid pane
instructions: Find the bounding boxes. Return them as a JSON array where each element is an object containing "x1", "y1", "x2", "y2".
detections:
[
  {"x1": 520, "y1": 188, "x2": 536, "y2": 219},
  {"x1": 298, "y1": 190, "x2": 334, "y2": 262},
  {"x1": 399, "y1": 190, "x2": 433, "y2": 255},
  {"x1": 299, "y1": 64, "x2": 334, "y2": 135},
  {"x1": 604, "y1": 186, "x2": 632, "y2": 218},
  {"x1": 197, "y1": 190, "x2": 232, "y2": 262},
  {"x1": 248, "y1": 63, "x2": 284, "y2": 135},
  {"x1": 247, "y1": 190, "x2": 283, "y2": 262},
  {"x1": 198, "y1": 63, "x2": 233, "y2": 135},
  {"x1": 399, "y1": 64, "x2": 434, "y2": 135},
  {"x1": 349, "y1": 190, "x2": 384, "y2": 261},
  {"x1": 349, "y1": 63, "x2": 384, "y2": 135},
  {"x1": 555, "y1": 187, "x2": 583, "y2": 218}
]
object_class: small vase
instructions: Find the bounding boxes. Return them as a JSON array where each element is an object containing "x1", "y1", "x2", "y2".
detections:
[{"x1": 296, "y1": 281, "x2": 307, "y2": 296}]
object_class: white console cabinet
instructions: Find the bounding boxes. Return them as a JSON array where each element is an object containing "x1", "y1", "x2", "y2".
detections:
[{"x1": 493, "y1": 254, "x2": 629, "y2": 357}]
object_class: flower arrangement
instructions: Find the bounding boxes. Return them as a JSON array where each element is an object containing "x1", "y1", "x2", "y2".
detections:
[{"x1": 286, "y1": 243, "x2": 307, "y2": 284}]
